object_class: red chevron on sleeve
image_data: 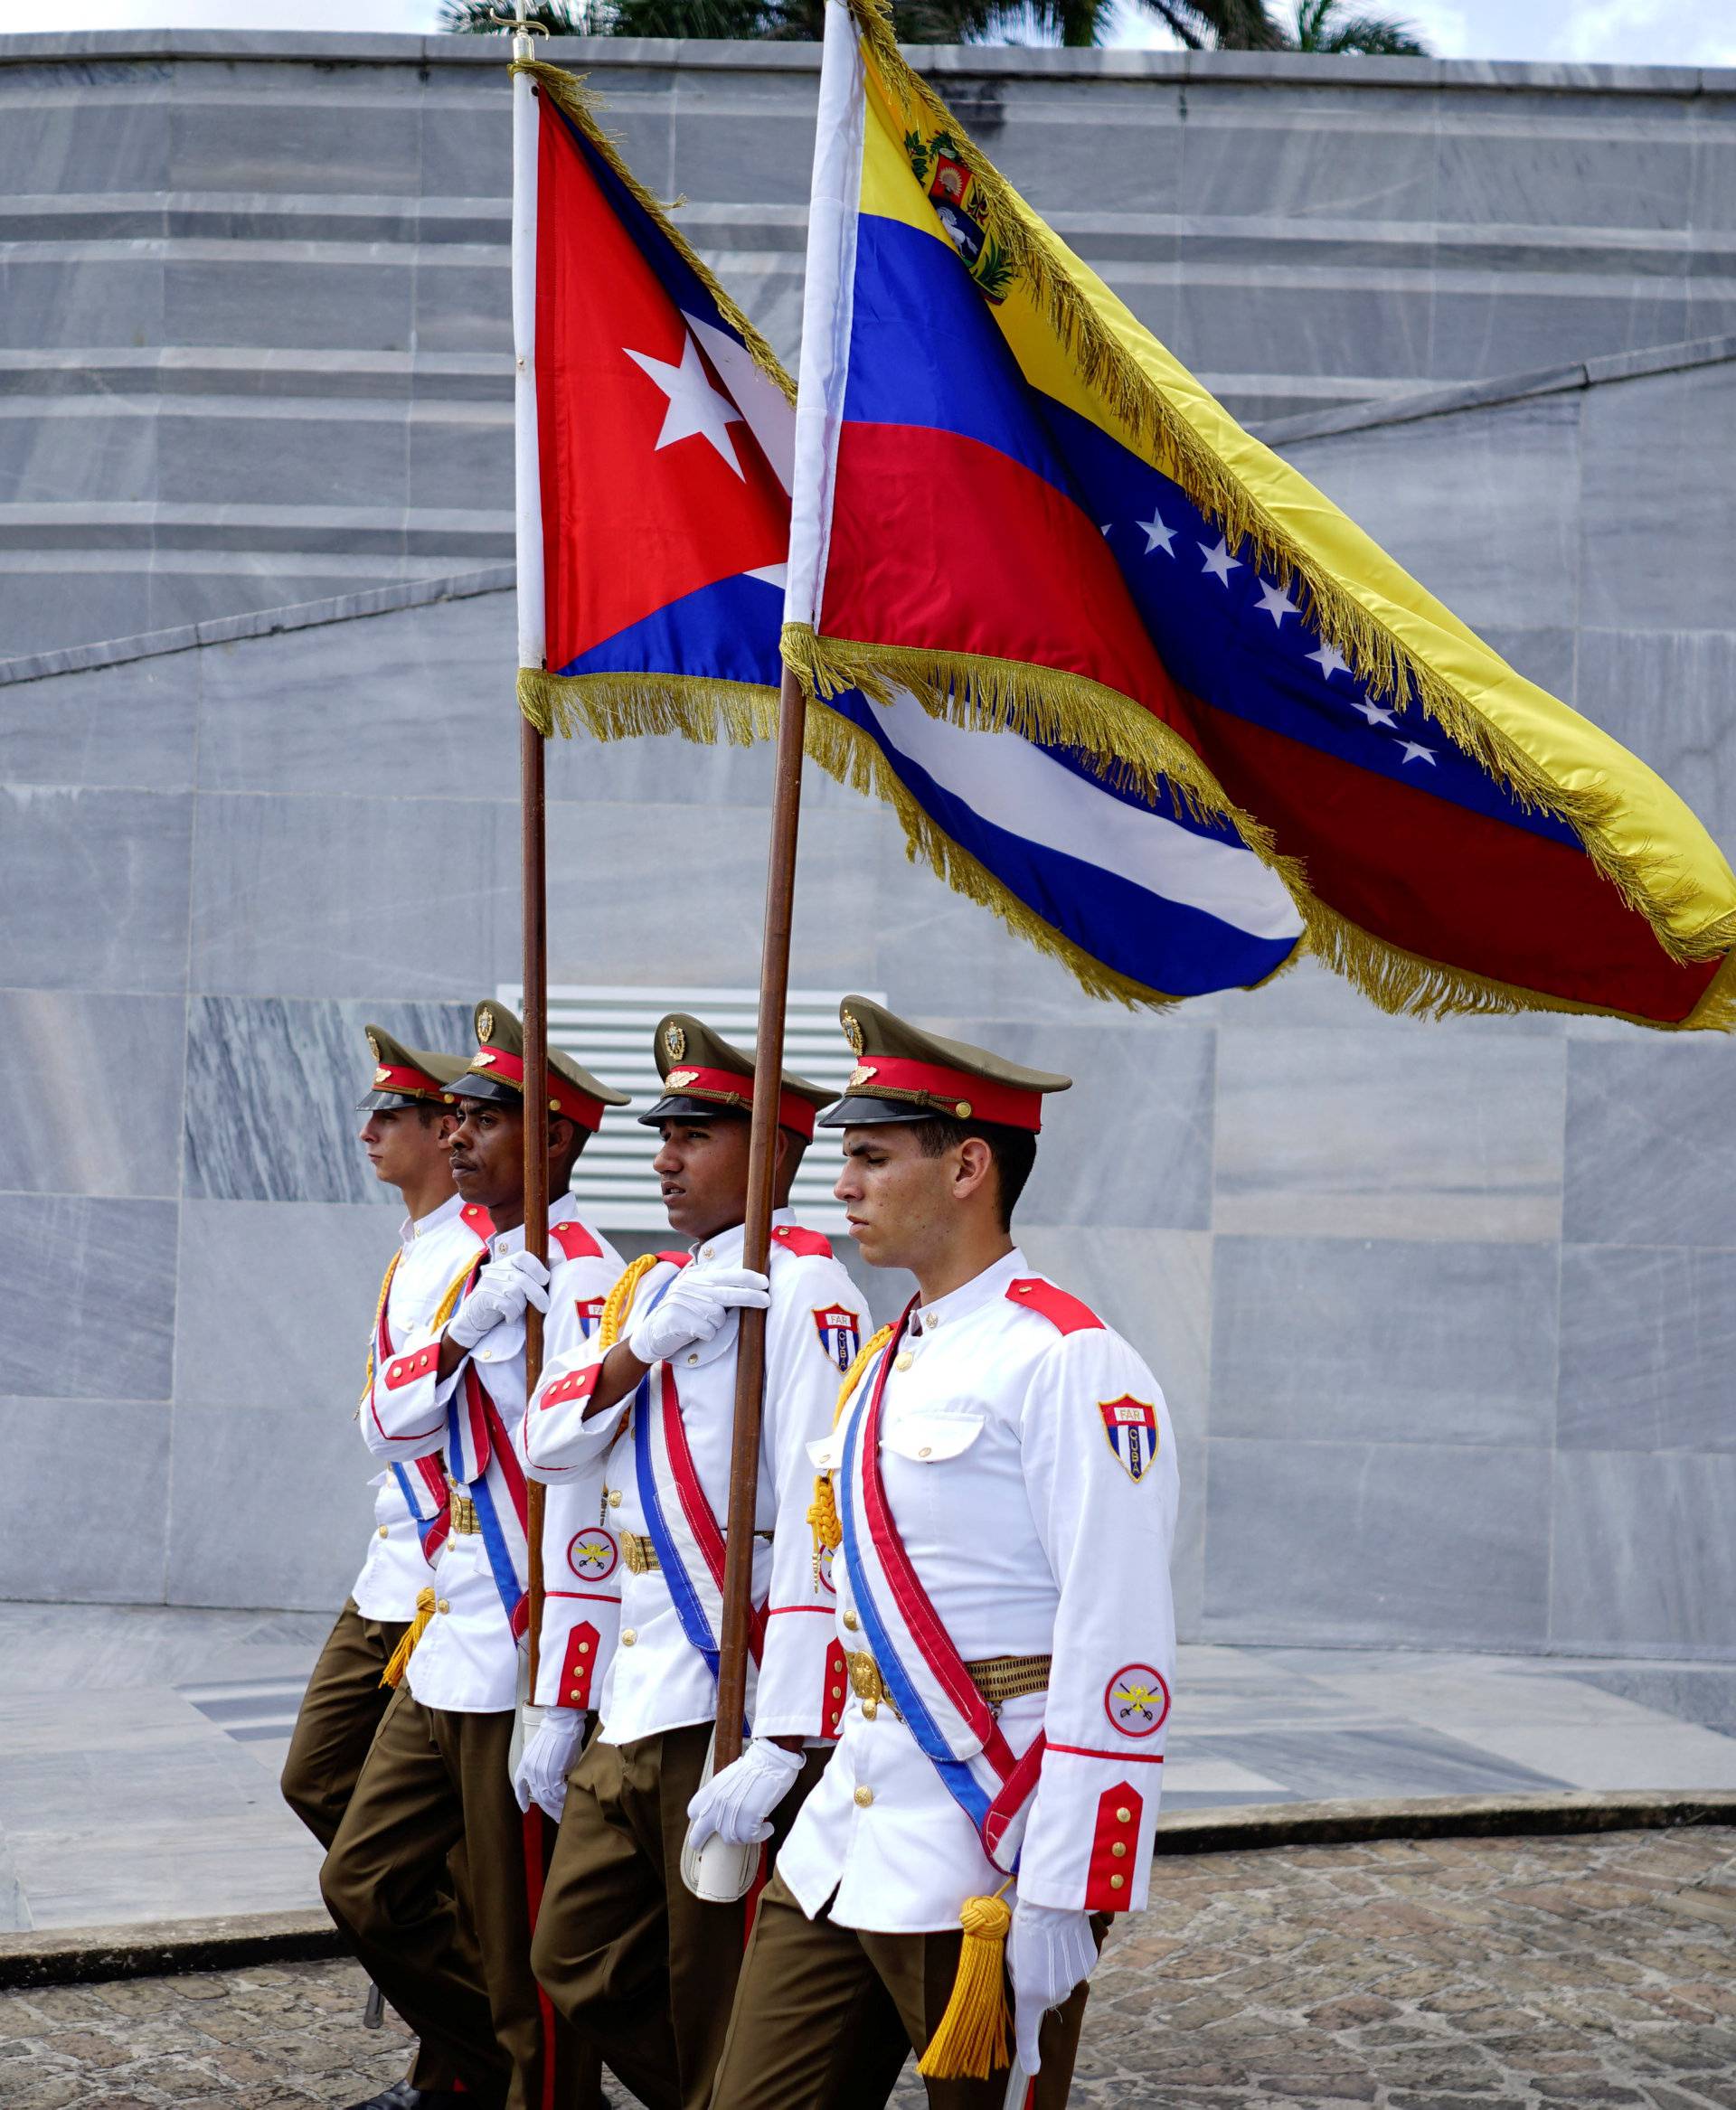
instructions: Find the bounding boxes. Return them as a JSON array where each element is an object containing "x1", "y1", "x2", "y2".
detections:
[
  {"x1": 771, "y1": 1223, "x2": 835, "y2": 1259},
  {"x1": 1005, "y1": 1278, "x2": 1104, "y2": 1333},
  {"x1": 550, "y1": 1220, "x2": 602, "y2": 1261},
  {"x1": 1086, "y1": 1781, "x2": 1143, "y2": 1912},
  {"x1": 542, "y1": 1365, "x2": 599, "y2": 1409},
  {"x1": 384, "y1": 1346, "x2": 439, "y2": 1389}
]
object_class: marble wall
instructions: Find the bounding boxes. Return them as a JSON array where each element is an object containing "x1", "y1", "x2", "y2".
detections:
[{"x1": 2, "y1": 344, "x2": 1733, "y2": 1651}]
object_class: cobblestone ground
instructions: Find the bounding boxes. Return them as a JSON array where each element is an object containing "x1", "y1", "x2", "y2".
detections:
[{"x1": 4, "y1": 1827, "x2": 1732, "y2": 2109}]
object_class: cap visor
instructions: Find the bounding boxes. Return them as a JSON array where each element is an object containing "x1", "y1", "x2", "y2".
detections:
[
  {"x1": 637, "y1": 1093, "x2": 748, "y2": 1128},
  {"x1": 447, "y1": 1072, "x2": 522, "y2": 1107},
  {"x1": 816, "y1": 1096, "x2": 935, "y2": 1129},
  {"x1": 355, "y1": 1088, "x2": 435, "y2": 1112}
]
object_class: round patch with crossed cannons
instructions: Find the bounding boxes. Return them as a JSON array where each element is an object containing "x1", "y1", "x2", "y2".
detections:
[
  {"x1": 567, "y1": 1528, "x2": 618, "y2": 1582},
  {"x1": 1104, "y1": 1663, "x2": 1171, "y2": 1738}
]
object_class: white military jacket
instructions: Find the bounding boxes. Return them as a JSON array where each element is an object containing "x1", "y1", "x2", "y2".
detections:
[
  {"x1": 777, "y1": 1247, "x2": 1177, "y2": 1934},
  {"x1": 521, "y1": 1209, "x2": 863, "y2": 1749},
  {"x1": 351, "y1": 1193, "x2": 493, "y2": 1623},
  {"x1": 361, "y1": 1194, "x2": 624, "y2": 1715}
]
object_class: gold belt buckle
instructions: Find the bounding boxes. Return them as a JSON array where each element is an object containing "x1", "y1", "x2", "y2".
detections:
[
  {"x1": 621, "y1": 1531, "x2": 660, "y2": 1575},
  {"x1": 844, "y1": 1650, "x2": 899, "y2": 1721}
]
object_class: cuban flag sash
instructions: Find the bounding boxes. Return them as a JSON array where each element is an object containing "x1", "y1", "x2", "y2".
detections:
[
  {"x1": 371, "y1": 1259, "x2": 455, "y2": 1560},
  {"x1": 629, "y1": 1263, "x2": 766, "y2": 1681},
  {"x1": 836, "y1": 1310, "x2": 1045, "y2": 1872},
  {"x1": 442, "y1": 1261, "x2": 534, "y2": 1635}
]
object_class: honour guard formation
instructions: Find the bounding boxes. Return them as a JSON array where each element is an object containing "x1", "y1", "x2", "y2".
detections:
[{"x1": 288, "y1": 995, "x2": 1177, "y2": 2110}]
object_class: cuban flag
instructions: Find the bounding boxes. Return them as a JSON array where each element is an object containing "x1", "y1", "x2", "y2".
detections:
[
  {"x1": 784, "y1": 0, "x2": 1736, "y2": 1028},
  {"x1": 510, "y1": 60, "x2": 793, "y2": 741}
]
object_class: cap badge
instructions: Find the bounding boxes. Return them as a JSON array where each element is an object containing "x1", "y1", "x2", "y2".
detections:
[
  {"x1": 471, "y1": 1050, "x2": 497, "y2": 1069},
  {"x1": 663, "y1": 1022, "x2": 687, "y2": 1063},
  {"x1": 365, "y1": 1030, "x2": 382, "y2": 1060},
  {"x1": 373, "y1": 1066, "x2": 392, "y2": 1087},
  {"x1": 847, "y1": 1064, "x2": 877, "y2": 1089},
  {"x1": 841, "y1": 1010, "x2": 863, "y2": 1056},
  {"x1": 476, "y1": 1004, "x2": 495, "y2": 1044},
  {"x1": 665, "y1": 1069, "x2": 700, "y2": 1088}
]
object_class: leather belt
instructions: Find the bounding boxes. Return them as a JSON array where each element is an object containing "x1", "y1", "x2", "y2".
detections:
[
  {"x1": 844, "y1": 1649, "x2": 1052, "y2": 1720},
  {"x1": 621, "y1": 1528, "x2": 772, "y2": 1575}
]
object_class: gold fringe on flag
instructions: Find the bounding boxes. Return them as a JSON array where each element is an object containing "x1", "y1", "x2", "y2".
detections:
[{"x1": 831, "y1": 0, "x2": 1736, "y2": 1021}]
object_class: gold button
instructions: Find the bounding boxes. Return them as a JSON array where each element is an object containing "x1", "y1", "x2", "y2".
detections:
[
  {"x1": 622, "y1": 1628, "x2": 637, "y2": 1645},
  {"x1": 578, "y1": 1641, "x2": 590, "y2": 1654},
  {"x1": 1116, "y1": 1806, "x2": 1133, "y2": 1823},
  {"x1": 843, "y1": 1610, "x2": 860, "y2": 1631},
  {"x1": 862, "y1": 1700, "x2": 877, "y2": 1719},
  {"x1": 1111, "y1": 1842, "x2": 1127, "y2": 1858},
  {"x1": 895, "y1": 1352, "x2": 913, "y2": 1371},
  {"x1": 480, "y1": 1350, "x2": 492, "y2": 1361},
  {"x1": 568, "y1": 1689, "x2": 583, "y2": 1701},
  {"x1": 378, "y1": 1525, "x2": 389, "y2": 1539},
  {"x1": 854, "y1": 1785, "x2": 874, "y2": 1807},
  {"x1": 918, "y1": 1446, "x2": 932, "y2": 1458},
  {"x1": 437, "y1": 1599, "x2": 450, "y2": 1615},
  {"x1": 686, "y1": 1354, "x2": 699, "y2": 1366},
  {"x1": 1109, "y1": 1874, "x2": 1125, "y2": 1891},
  {"x1": 608, "y1": 1490, "x2": 623, "y2": 1508},
  {"x1": 831, "y1": 1686, "x2": 844, "y2": 1700}
]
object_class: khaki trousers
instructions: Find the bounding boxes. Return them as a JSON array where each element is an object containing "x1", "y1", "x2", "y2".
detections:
[
  {"x1": 708, "y1": 1870, "x2": 1103, "y2": 2110},
  {"x1": 321, "y1": 1684, "x2": 580, "y2": 2110},
  {"x1": 533, "y1": 1725, "x2": 906, "y2": 2110},
  {"x1": 282, "y1": 1597, "x2": 460, "y2": 2095}
]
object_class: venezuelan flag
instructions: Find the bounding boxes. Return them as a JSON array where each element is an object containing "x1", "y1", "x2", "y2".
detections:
[{"x1": 782, "y1": 0, "x2": 1736, "y2": 1028}]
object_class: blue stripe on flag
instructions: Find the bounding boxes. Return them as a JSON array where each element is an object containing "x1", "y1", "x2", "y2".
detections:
[{"x1": 552, "y1": 569, "x2": 785, "y2": 686}]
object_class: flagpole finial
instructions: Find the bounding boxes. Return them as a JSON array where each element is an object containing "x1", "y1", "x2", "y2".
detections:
[{"x1": 488, "y1": 5, "x2": 552, "y2": 60}]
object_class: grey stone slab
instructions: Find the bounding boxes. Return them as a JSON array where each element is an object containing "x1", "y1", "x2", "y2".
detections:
[
  {"x1": 406, "y1": 406, "x2": 511, "y2": 515},
  {"x1": 1569, "y1": 1663, "x2": 1736, "y2": 1736},
  {"x1": 156, "y1": 406, "x2": 410, "y2": 513},
  {"x1": 1551, "y1": 1450, "x2": 1736, "y2": 1653},
  {"x1": 670, "y1": 69, "x2": 818, "y2": 205},
  {"x1": 0, "y1": 257, "x2": 165, "y2": 353},
  {"x1": 1203, "y1": 1436, "x2": 1552, "y2": 1648},
  {"x1": 1476, "y1": 625, "x2": 1578, "y2": 707},
  {"x1": 188, "y1": 789, "x2": 509, "y2": 999},
  {"x1": 0, "y1": 785, "x2": 192, "y2": 993},
  {"x1": 182, "y1": 994, "x2": 473, "y2": 1204},
  {"x1": 162, "y1": 257, "x2": 413, "y2": 353},
  {"x1": 0, "y1": 76, "x2": 171, "y2": 195},
  {"x1": 0, "y1": 1194, "x2": 177, "y2": 1402},
  {"x1": 1283, "y1": 394, "x2": 1580, "y2": 631},
  {"x1": 1435, "y1": 123, "x2": 1694, "y2": 233},
  {"x1": 0, "y1": 1602, "x2": 325, "y2": 1694},
  {"x1": 165, "y1": 82, "x2": 422, "y2": 196},
  {"x1": 0, "y1": 403, "x2": 159, "y2": 510},
  {"x1": 1204, "y1": 1723, "x2": 1569, "y2": 1800},
  {"x1": 174, "y1": 1199, "x2": 400, "y2": 1411},
  {"x1": 1579, "y1": 360, "x2": 1736, "y2": 633},
  {"x1": 0, "y1": 1401, "x2": 168, "y2": 1606},
  {"x1": 1563, "y1": 1035, "x2": 1736, "y2": 1247},
  {"x1": 1558, "y1": 1244, "x2": 1736, "y2": 1455},
  {"x1": 1214, "y1": 1026, "x2": 1566, "y2": 1242},
  {"x1": 411, "y1": 257, "x2": 511, "y2": 357},
  {"x1": 0, "y1": 652, "x2": 196, "y2": 790},
  {"x1": 1180, "y1": 106, "x2": 1434, "y2": 224},
  {"x1": 1176, "y1": 278, "x2": 1431, "y2": 387},
  {"x1": 168, "y1": 1399, "x2": 385, "y2": 1612},
  {"x1": 1691, "y1": 137, "x2": 1736, "y2": 232},
  {"x1": 1429, "y1": 285, "x2": 1689, "y2": 386},
  {"x1": 982, "y1": 81, "x2": 1185, "y2": 219},
  {"x1": 0, "y1": 569, "x2": 157, "y2": 662},
  {"x1": 1212, "y1": 1235, "x2": 1560, "y2": 1448},
  {"x1": 0, "y1": 991, "x2": 184, "y2": 1199},
  {"x1": 418, "y1": 99, "x2": 514, "y2": 202},
  {"x1": 1573, "y1": 628, "x2": 1736, "y2": 852}
]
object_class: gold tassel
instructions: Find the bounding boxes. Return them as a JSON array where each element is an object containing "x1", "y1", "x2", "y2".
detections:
[
  {"x1": 918, "y1": 1884, "x2": 1014, "y2": 2081},
  {"x1": 810, "y1": 1323, "x2": 895, "y2": 1565},
  {"x1": 381, "y1": 1587, "x2": 438, "y2": 1690},
  {"x1": 599, "y1": 1254, "x2": 662, "y2": 1352}
]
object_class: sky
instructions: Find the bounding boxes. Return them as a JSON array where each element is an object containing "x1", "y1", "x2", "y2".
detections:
[{"x1": 1, "y1": 0, "x2": 1732, "y2": 65}]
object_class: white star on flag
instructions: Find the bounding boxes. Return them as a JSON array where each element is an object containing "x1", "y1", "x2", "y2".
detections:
[
  {"x1": 1353, "y1": 699, "x2": 1398, "y2": 727},
  {"x1": 1137, "y1": 511, "x2": 1177, "y2": 556},
  {"x1": 623, "y1": 333, "x2": 746, "y2": 478},
  {"x1": 1256, "y1": 579, "x2": 1298, "y2": 626},
  {"x1": 1199, "y1": 535, "x2": 1241, "y2": 585},
  {"x1": 1308, "y1": 641, "x2": 1351, "y2": 680},
  {"x1": 1396, "y1": 740, "x2": 1437, "y2": 766}
]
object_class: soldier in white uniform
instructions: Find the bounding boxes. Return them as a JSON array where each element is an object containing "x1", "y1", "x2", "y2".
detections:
[
  {"x1": 283, "y1": 1024, "x2": 488, "y2": 2110},
  {"x1": 321, "y1": 1002, "x2": 629, "y2": 2110},
  {"x1": 705, "y1": 999, "x2": 1179, "y2": 2110},
  {"x1": 518, "y1": 1013, "x2": 900, "y2": 2110}
]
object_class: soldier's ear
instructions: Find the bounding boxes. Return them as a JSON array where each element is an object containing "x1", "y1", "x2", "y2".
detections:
[{"x1": 951, "y1": 1135, "x2": 996, "y2": 1207}]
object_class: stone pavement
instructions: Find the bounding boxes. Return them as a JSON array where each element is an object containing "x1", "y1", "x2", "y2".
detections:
[
  {"x1": 5, "y1": 1826, "x2": 1732, "y2": 2109},
  {"x1": 7, "y1": 1602, "x2": 1736, "y2": 1934}
]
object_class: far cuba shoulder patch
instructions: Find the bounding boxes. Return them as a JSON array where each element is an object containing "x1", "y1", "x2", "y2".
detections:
[
  {"x1": 813, "y1": 1305, "x2": 862, "y2": 1371},
  {"x1": 1099, "y1": 1394, "x2": 1159, "y2": 1483}
]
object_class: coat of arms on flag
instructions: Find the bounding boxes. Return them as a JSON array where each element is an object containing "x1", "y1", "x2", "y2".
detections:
[
  {"x1": 813, "y1": 1305, "x2": 863, "y2": 1372},
  {"x1": 1099, "y1": 1396, "x2": 1159, "y2": 1484}
]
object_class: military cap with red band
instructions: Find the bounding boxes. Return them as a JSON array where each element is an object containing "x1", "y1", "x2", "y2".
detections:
[
  {"x1": 356, "y1": 1025, "x2": 469, "y2": 1113},
  {"x1": 448, "y1": 1000, "x2": 630, "y2": 1133},
  {"x1": 640, "y1": 1012, "x2": 833, "y2": 1140},
  {"x1": 817, "y1": 995, "x2": 1071, "y2": 1135}
]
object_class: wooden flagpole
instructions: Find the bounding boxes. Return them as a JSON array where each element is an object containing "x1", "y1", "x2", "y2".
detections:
[{"x1": 712, "y1": 661, "x2": 808, "y2": 1772}]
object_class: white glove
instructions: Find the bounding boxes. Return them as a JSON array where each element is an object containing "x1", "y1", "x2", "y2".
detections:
[
  {"x1": 448, "y1": 1250, "x2": 550, "y2": 1350},
  {"x1": 684, "y1": 1738, "x2": 802, "y2": 1851},
  {"x1": 627, "y1": 1266, "x2": 769, "y2": 1366},
  {"x1": 1010, "y1": 1898, "x2": 1097, "y2": 2077},
  {"x1": 512, "y1": 1704, "x2": 585, "y2": 1823}
]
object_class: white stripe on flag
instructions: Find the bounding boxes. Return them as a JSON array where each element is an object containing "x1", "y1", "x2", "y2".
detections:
[
  {"x1": 511, "y1": 60, "x2": 545, "y2": 673},
  {"x1": 869, "y1": 689, "x2": 1305, "y2": 942},
  {"x1": 686, "y1": 315, "x2": 796, "y2": 495}
]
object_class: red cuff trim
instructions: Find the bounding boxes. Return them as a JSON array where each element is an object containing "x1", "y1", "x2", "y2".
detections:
[
  {"x1": 559, "y1": 1620, "x2": 601, "y2": 1708},
  {"x1": 1046, "y1": 1742, "x2": 1165, "y2": 1764},
  {"x1": 1085, "y1": 1781, "x2": 1143, "y2": 1912},
  {"x1": 384, "y1": 1346, "x2": 439, "y2": 1390},
  {"x1": 542, "y1": 1365, "x2": 599, "y2": 1409},
  {"x1": 822, "y1": 1639, "x2": 848, "y2": 1739}
]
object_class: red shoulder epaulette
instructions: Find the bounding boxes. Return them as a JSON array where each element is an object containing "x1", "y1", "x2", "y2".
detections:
[
  {"x1": 770, "y1": 1223, "x2": 835, "y2": 1260},
  {"x1": 461, "y1": 1203, "x2": 495, "y2": 1240},
  {"x1": 1005, "y1": 1277, "x2": 1103, "y2": 1334},
  {"x1": 658, "y1": 1250, "x2": 692, "y2": 1269},
  {"x1": 549, "y1": 1220, "x2": 602, "y2": 1262}
]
